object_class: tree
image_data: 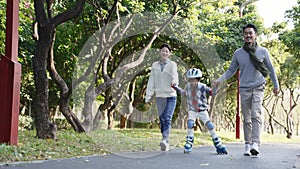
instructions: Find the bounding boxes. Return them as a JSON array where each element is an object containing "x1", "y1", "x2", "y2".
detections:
[
  {"x1": 74, "y1": 0, "x2": 265, "y2": 131},
  {"x1": 276, "y1": 1, "x2": 300, "y2": 138},
  {"x1": 259, "y1": 0, "x2": 300, "y2": 138},
  {"x1": 19, "y1": 0, "x2": 270, "y2": 136},
  {"x1": 73, "y1": 0, "x2": 199, "y2": 131},
  {"x1": 32, "y1": 0, "x2": 86, "y2": 139},
  {"x1": 261, "y1": 30, "x2": 296, "y2": 137}
]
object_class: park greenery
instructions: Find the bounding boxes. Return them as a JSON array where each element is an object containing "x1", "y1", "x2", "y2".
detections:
[
  {"x1": 1, "y1": 129, "x2": 300, "y2": 164},
  {"x1": 0, "y1": 0, "x2": 299, "y2": 148}
]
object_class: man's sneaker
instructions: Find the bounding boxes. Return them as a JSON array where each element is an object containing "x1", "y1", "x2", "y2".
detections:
[
  {"x1": 160, "y1": 140, "x2": 169, "y2": 151},
  {"x1": 250, "y1": 142, "x2": 260, "y2": 155},
  {"x1": 244, "y1": 143, "x2": 251, "y2": 156}
]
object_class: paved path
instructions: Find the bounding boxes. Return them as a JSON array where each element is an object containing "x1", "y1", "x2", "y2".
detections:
[{"x1": 1, "y1": 143, "x2": 300, "y2": 169}]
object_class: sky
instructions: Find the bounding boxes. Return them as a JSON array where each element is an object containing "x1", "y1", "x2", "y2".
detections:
[{"x1": 255, "y1": 0, "x2": 298, "y2": 28}]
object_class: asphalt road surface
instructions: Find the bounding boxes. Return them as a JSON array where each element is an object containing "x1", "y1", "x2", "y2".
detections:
[{"x1": 1, "y1": 143, "x2": 300, "y2": 169}]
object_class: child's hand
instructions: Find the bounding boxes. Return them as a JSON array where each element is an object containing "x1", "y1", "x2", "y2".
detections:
[{"x1": 211, "y1": 87, "x2": 218, "y2": 96}]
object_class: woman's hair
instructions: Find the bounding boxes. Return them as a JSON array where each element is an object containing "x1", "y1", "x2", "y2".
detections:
[{"x1": 159, "y1": 43, "x2": 171, "y2": 51}]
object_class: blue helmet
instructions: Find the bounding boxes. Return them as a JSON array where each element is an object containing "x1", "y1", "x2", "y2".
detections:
[{"x1": 187, "y1": 68, "x2": 202, "y2": 79}]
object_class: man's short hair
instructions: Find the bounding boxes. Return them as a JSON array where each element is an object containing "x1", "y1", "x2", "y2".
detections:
[{"x1": 243, "y1": 24, "x2": 258, "y2": 33}]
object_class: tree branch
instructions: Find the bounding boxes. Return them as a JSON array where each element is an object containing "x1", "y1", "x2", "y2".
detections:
[
  {"x1": 105, "y1": 0, "x2": 118, "y2": 24},
  {"x1": 52, "y1": 0, "x2": 86, "y2": 28}
]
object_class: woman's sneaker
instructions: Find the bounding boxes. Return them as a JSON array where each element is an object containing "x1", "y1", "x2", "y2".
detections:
[
  {"x1": 160, "y1": 140, "x2": 169, "y2": 151},
  {"x1": 250, "y1": 142, "x2": 260, "y2": 155},
  {"x1": 244, "y1": 143, "x2": 251, "y2": 156}
]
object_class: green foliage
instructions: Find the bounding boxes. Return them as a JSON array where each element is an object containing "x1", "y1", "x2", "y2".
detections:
[
  {"x1": 18, "y1": 0, "x2": 35, "y2": 114},
  {"x1": 122, "y1": 0, "x2": 145, "y2": 13},
  {"x1": 13, "y1": 0, "x2": 298, "y2": 133},
  {"x1": 19, "y1": 114, "x2": 72, "y2": 131},
  {"x1": 54, "y1": 118, "x2": 73, "y2": 130},
  {"x1": 0, "y1": 1, "x2": 6, "y2": 56},
  {"x1": 0, "y1": 130, "x2": 105, "y2": 164},
  {"x1": 64, "y1": 0, "x2": 265, "y2": 131},
  {"x1": 258, "y1": 3, "x2": 300, "y2": 137},
  {"x1": 18, "y1": 115, "x2": 33, "y2": 131},
  {"x1": 1, "y1": 0, "x2": 36, "y2": 114},
  {"x1": 278, "y1": 1, "x2": 300, "y2": 88}
]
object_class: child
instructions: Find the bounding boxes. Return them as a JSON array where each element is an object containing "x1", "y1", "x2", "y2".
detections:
[{"x1": 172, "y1": 68, "x2": 227, "y2": 154}]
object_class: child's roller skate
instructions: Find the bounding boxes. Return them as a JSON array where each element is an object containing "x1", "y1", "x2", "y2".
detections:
[
  {"x1": 212, "y1": 137, "x2": 228, "y2": 154},
  {"x1": 184, "y1": 136, "x2": 194, "y2": 153}
]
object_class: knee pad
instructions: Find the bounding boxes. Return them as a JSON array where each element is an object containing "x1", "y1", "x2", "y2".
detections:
[
  {"x1": 187, "y1": 119, "x2": 194, "y2": 129},
  {"x1": 206, "y1": 121, "x2": 214, "y2": 130}
]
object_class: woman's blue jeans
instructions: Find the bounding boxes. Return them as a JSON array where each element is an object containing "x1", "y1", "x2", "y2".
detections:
[{"x1": 156, "y1": 97, "x2": 177, "y2": 142}]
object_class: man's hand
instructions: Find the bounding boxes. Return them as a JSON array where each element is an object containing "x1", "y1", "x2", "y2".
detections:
[
  {"x1": 212, "y1": 79, "x2": 220, "y2": 87},
  {"x1": 273, "y1": 88, "x2": 279, "y2": 96}
]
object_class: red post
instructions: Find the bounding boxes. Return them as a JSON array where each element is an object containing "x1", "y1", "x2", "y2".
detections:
[
  {"x1": 237, "y1": 0, "x2": 259, "y2": 139},
  {"x1": 235, "y1": 8, "x2": 243, "y2": 140},
  {"x1": 236, "y1": 72, "x2": 240, "y2": 139},
  {"x1": 0, "y1": 0, "x2": 21, "y2": 145}
]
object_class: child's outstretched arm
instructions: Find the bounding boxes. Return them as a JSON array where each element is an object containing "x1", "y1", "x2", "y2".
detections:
[
  {"x1": 171, "y1": 84, "x2": 187, "y2": 95},
  {"x1": 209, "y1": 86, "x2": 218, "y2": 96}
]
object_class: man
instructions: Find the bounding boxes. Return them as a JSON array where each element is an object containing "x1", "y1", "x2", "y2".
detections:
[{"x1": 213, "y1": 24, "x2": 279, "y2": 156}]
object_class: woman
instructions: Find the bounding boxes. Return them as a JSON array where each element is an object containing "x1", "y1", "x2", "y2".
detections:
[{"x1": 145, "y1": 43, "x2": 178, "y2": 151}]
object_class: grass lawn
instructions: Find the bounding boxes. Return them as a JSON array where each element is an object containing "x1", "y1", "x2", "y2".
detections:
[{"x1": 0, "y1": 129, "x2": 299, "y2": 164}]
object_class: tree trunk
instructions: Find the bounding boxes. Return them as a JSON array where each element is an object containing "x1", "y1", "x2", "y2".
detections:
[
  {"x1": 33, "y1": 0, "x2": 86, "y2": 138},
  {"x1": 296, "y1": 119, "x2": 299, "y2": 136},
  {"x1": 120, "y1": 115, "x2": 127, "y2": 129},
  {"x1": 93, "y1": 90, "x2": 112, "y2": 130},
  {"x1": 60, "y1": 93, "x2": 86, "y2": 132},
  {"x1": 32, "y1": 24, "x2": 57, "y2": 139},
  {"x1": 286, "y1": 115, "x2": 293, "y2": 138},
  {"x1": 194, "y1": 119, "x2": 203, "y2": 132},
  {"x1": 77, "y1": 2, "x2": 189, "y2": 131},
  {"x1": 107, "y1": 109, "x2": 114, "y2": 129},
  {"x1": 82, "y1": 84, "x2": 96, "y2": 132},
  {"x1": 268, "y1": 116, "x2": 274, "y2": 134},
  {"x1": 128, "y1": 119, "x2": 134, "y2": 128},
  {"x1": 48, "y1": 31, "x2": 86, "y2": 133},
  {"x1": 93, "y1": 108, "x2": 103, "y2": 130}
]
